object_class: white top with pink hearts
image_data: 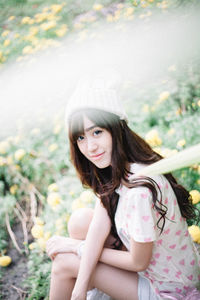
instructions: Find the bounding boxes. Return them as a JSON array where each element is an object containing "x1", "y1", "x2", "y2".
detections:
[{"x1": 115, "y1": 163, "x2": 200, "y2": 299}]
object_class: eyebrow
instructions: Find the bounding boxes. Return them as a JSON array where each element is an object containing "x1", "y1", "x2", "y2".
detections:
[{"x1": 85, "y1": 125, "x2": 98, "y2": 132}]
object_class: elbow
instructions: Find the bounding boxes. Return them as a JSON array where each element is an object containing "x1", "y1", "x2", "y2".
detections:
[{"x1": 130, "y1": 258, "x2": 151, "y2": 272}]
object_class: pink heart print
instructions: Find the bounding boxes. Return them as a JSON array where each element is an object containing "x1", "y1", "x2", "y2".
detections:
[
  {"x1": 190, "y1": 260, "x2": 195, "y2": 266},
  {"x1": 166, "y1": 256, "x2": 172, "y2": 261},
  {"x1": 181, "y1": 244, "x2": 187, "y2": 250},
  {"x1": 187, "y1": 275, "x2": 193, "y2": 281},
  {"x1": 141, "y1": 193, "x2": 148, "y2": 198},
  {"x1": 179, "y1": 259, "x2": 185, "y2": 266},
  {"x1": 155, "y1": 253, "x2": 160, "y2": 259},
  {"x1": 142, "y1": 215, "x2": 150, "y2": 222},
  {"x1": 169, "y1": 244, "x2": 176, "y2": 249},
  {"x1": 163, "y1": 268, "x2": 169, "y2": 274},
  {"x1": 175, "y1": 230, "x2": 181, "y2": 236}
]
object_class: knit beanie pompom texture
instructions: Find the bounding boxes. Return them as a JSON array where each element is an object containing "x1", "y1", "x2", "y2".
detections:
[{"x1": 65, "y1": 74, "x2": 127, "y2": 123}]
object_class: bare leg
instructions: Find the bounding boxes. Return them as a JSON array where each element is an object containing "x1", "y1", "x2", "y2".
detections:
[
  {"x1": 49, "y1": 208, "x2": 132, "y2": 300},
  {"x1": 50, "y1": 252, "x2": 138, "y2": 300}
]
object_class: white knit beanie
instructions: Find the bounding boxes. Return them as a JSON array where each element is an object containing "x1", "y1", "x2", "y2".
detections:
[{"x1": 65, "y1": 73, "x2": 128, "y2": 124}]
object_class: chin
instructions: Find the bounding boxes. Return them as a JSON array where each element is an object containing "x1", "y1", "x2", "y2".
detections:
[{"x1": 94, "y1": 162, "x2": 111, "y2": 169}]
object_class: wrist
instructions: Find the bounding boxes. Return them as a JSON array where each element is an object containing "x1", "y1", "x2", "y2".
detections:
[{"x1": 76, "y1": 241, "x2": 85, "y2": 258}]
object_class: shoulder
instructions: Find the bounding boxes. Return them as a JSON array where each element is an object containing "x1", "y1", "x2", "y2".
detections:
[{"x1": 128, "y1": 162, "x2": 165, "y2": 186}]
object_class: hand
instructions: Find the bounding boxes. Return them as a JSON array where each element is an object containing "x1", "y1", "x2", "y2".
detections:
[
  {"x1": 71, "y1": 288, "x2": 87, "y2": 300},
  {"x1": 46, "y1": 235, "x2": 79, "y2": 260}
]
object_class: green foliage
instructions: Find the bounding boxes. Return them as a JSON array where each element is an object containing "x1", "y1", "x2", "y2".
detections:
[
  {"x1": 23, "y1": 251, "x2": 51, "y2": 300},
  {"x1": 0, "y1": 0, "x2": 200, "y2": 298}
]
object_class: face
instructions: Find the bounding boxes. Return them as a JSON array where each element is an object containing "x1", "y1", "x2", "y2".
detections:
[{"x1": 76, "y1": 116, "x2": 112, "y2": 169}]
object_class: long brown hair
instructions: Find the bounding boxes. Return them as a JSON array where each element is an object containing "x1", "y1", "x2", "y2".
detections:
[{"x1": 68, "y1": 108, "x2": 199, "y2": 249}]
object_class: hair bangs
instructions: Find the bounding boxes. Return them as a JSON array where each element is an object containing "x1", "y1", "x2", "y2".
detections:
[{"x1": 69, "y1": 111, "x2": 85, "y2": 143}]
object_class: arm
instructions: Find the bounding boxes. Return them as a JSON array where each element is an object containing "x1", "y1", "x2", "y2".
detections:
[
  {"x1": 72, "y1": 198, "x2": 111, "y2": 298},
  {"x1": 99, "y1": 238, "x2": 153, "y2": 272}
]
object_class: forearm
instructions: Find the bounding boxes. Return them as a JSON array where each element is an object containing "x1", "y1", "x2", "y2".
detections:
[
  {"x1": 99, "y1": 247, "x2": 150, "y2": 272},
  {"x1": 75, "y1": 238, "x2": 104, "y2": 290}
]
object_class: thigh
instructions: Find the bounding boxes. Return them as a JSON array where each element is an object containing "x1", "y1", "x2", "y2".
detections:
[{"x1": 54, "y1": 253, "x2": 138, "y2": 300}]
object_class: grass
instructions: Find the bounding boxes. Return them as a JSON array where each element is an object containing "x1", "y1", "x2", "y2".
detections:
[{"x1": 0, "y1": 0, "x2": 200, "y2": 298}]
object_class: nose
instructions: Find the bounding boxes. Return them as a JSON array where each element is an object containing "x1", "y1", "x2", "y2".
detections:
[{"x1": 87, "y1": 137, "x2": 98, "y2": 152}]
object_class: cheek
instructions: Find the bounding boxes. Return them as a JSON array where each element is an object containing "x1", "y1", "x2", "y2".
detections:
[{"x1": 77, "y1": 143, "x2": 85, "y2": 155}]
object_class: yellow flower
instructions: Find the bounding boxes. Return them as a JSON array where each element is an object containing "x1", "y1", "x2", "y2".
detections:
[
  {"x1": 6, "y1": 155, "x2": 13, "y2": 165},
  {"x1": 42, "y1": 6, "x2": 49, "y2": 13},
  {"x1": 37, "y1": 238, "x2": 46, "y2": 251},
  {"x1": 21, "y1": 16, "x2": 31, "y2": 25},
  {"x1": 40, "y1": 21, "x2": 56, "y2": 31},
  {"x1": 51, "y1": 4, "x2": 63, "y2": 14},
  {"x1": 167, "y1": 128, "x2": 175, "y2": 136},
  {"x1": 189, "y1": 190, "x2": 200, "y2": 205},
  {"x1": 145, "y1": 129, "x2": 162, "y2": 147},
  {"x1": 142, "y1": 104, "x2": 149, "y2": 113},
  {"x1": 48, "y1": 143, "x2": 58, "y2": 152},
  {"x1": 71, "y1": 198, "x2": 86, "y2": 211},
  {"x1": 28, "y1": 242, "x2": 37, "y2": 250},
  {"x1": 10, "y1": 184, "x2": 18, "y2": 195},
  {"x1": 3, "y1": 39, "x2": 11, "y2": 47},
  {"x1": 188, "y1": 225, "x2": 200, "y2": 243},
  {"x1": 22, "y1": 45, "x2": 34, "y2": 55},
  {"x1": 141, "y1": 1, "x2": 149, "y2": 8},
  {"x1": 14, "y1": 164, "x2": 21, "y2": 171},
  {"x1": 153, "y1": 147, "x2": 177, "y2": 158},
  {"x1": 1, "y1": 30, "x2": 10, "y2": 37},
  {"x1": 48, "y1": 183, "x2": 59, "y2": 192},
  {"x1": 80, "y1": 190, "x2": 94, "y2": 203},
  {"x1": 44, "y1": 231, "x2": 51, "y2": 240},
  {"x1": 93, "y1": 4, "x2": 103, "y2": 11},
  {"x1": 31, "y1": 224, "x2": 44, "y2": 239},
  {"x1": 158, "y1": 91, "x2": 170, "y2": 102},
  {"x1": 106, "y1": 14, "x2": 114, "y2": 22},
  {"x1": 124, "y1": 7, "x2": 134, "y2": 17},
  {"x1": 53, "y1": 124, "x2": 62, "y2": 134},
  {"x1": 8, "y1": 16, "x2": 15, "y2": 21},
  {"x1": 29, "y1": 26, "x2": 39, "y2": 36},
  {"x1": 14, "y1": 33, "x2": 20, "y2": 39},
  {"x1": 14, "y1": 149, "x2": 26, "y2": 161},
  {"x1": 34, "y1": 217, "x2": 45, "y2": 226},
  {"x1": 0, "y1": 141, "x2": 9, "y2": 154},
  {"x1": 197, "y1": 179, "x2": 200, "y2": 185},
  {"x1": 74, "y1": 23, "x2": 84, "y2": 30},
  {"x1": 34, "y1": 12, "x2": 48, "y2": 23},
  {"x1": 0, "y1": 256, "x2": 12, "y2": 267},
  {"x1": 47, "y1": 192, "x2": 61, "y2": 207},
  {"x1": 55, "y1": 218, "x2": 65, "y2": 230},
  {"x1": 177, "y1": 139, "x2": 186, "y2": 148},
  {"x1": 175, "y1": 107, "x2": 182, "y2": 116},
  {"x1": 55, "y1": 25, "x2": 68, "y2": 37}
]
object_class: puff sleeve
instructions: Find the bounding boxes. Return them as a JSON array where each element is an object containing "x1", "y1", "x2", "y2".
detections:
[{"x1": 124, "y1": 186, "x2": 160, "y2": 243}]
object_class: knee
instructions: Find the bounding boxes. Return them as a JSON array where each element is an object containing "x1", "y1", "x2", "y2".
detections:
[
  {"x1": 68, "y1": 207, "x2": 94, "y2": 239},
  {"x1": 51, "y1": 253, "x2": 75, "y2": 278}
]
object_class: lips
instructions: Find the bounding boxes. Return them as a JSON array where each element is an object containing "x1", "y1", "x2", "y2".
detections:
[{"x1": 90, "y1": 152, "x2": 105, "y2": 160}]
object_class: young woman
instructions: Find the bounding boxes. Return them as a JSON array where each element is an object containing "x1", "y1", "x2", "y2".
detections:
[{"x1": 46, "y1": 77, "x2": 200, "y2": 300}]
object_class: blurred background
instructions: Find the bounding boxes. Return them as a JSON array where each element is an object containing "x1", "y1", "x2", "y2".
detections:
[{"x1": 0, "y1": 0, "x2": 200, "y2": 299}]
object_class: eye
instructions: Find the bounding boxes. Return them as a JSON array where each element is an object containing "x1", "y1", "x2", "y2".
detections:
[
  {"x1": 93, "y1": 130, "x2": 102, "y2": 136},
  {"x1": 77, "y1": 135, "x2": 84, "y2": 142}
]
